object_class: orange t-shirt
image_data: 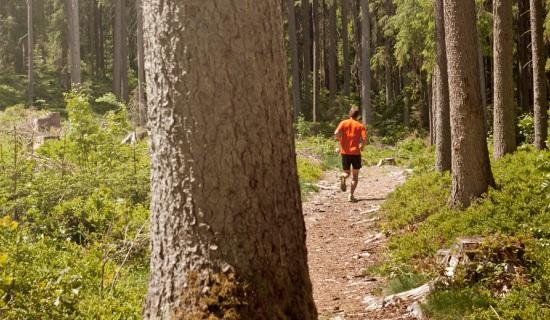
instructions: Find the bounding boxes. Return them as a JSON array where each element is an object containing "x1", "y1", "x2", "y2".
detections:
[{"x1": 335, "y1": 119, "x2": 367, "y2": 155}]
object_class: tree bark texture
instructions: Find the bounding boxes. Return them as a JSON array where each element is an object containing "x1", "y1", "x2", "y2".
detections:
[
  {"x1": 530, "y1": 0, "x2": 549, "y2": 149},
  {"x1": 93, "y1": 0, "x2": 105, "y2": 75},
  {"x1": 444, "y1": 0, "x2": 495, "y2": 208},
  {"x1": 493, "y1": 0, "x2": 516, "y2": 158},
  {"x1": 287, "y1": 0, "x2": 302, "y2": 118},
  {"x1": 142, "y1": 1, "x2": 317, "y2": 318},
  {"x1": 342, "y1": 0, "x2": 351, "y2": 97},
  {"x1": 67, "y1": 0, "x2": 81, "y2": 85},
  {"x1": 384, "y1": 0, "x2": 393, "y2": 107},
  {"x1": 360, "y1": 0, "x2": 373, "y2": 126},
  {"x1": 434, "y1": 0, "x2": 451, "y2": 172}
]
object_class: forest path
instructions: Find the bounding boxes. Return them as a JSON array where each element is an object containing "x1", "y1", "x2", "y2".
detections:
[{"x1": 304, "y1": 166, "x2": 412, "y2": 320}]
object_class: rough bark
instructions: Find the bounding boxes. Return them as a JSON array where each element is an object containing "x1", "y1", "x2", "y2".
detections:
[
  {"x1": 27, "y1": 0, "x2": 33, "y2": 105},
  {"x1": 493, "y1": 0, "x2": 517, "y2": 158},
  {"x1": 352, "y1": 0, "x2": 362, "y2": 93},
  {"x1": 302, "y1": 0, "x2": 312, "y2": 117},
  {"x1": 287, "y1": 0, "x2": 302, "y2": 118},
  {"x1": 530, "y1": 0, "x2": 549, "y2": 149},
  {"x1": 328, "y1": 0, "x2": 338, "y2": 101},
  {"x1": 142, "y1": 1, "x2": 317, "y2": 318},
  {"x1": 478, "y1": 35, "x2": 488, "y2": 134},
  {"x1": 444, "y1": 0, "x2": 495, "y2": 208},
  {"x1": 136, "y1": 0, "x2": 146, "y2": 127},
  {"x1": 313, "y1": 0, "x2": 320, "y2": 122},
  {"x1": 67, "y1": 0, "x2": 81, "y2": 85},
  {"x1": 342, "y1": 0, "x2": 351, "y2": 97},
  {"x1": 360, "y1": 0, "x2": 373, "y2": 126},
  {"x1": 434, "y1": 0, "x2": 451, "y2": 172}
]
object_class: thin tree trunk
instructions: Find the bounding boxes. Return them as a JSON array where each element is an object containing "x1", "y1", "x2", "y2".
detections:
[
  {"x1": 93, "y1": 0, "x2": 104, "y2": 76},
  {"x1": 113, "y1": 0, "x2": 128, "y2": 101},
  {"x1": 142, "y1": 1, "x2": 317, "y2": 318},
  {"x1": 287, "y1": 0, "x2": 302, "y2": 118},
  {"x1": 385, "y1": 0, "x2": 393, "y2": 107},
  {"x1": 435, "y1": 0, "x2": 451, "y2": 172},
  {"x1": 517, "y1": 0, "x2": 532, "y2": 113},
  {"x1": 328, "y1": 0, "x2": 338, "y2": 101},
  {"x1": 27, "y1": 0, "x2": 33, "y2": 105},
  {"x1": 342, "y1": 0, "x2": 351, "y2": 97},
  {"x1": 136, "y1": 0, "x2": 146, "y2": 127},
  {"x1": 360, "y1": 0, "x2": 373, "y2": 125},
  {"x1": 313, "y1": 0, "x2": 320, "y2": 122},
  {"x1": 444, "y1": 0, "x2": 495, "y2": 208},
  {"x1": 302, "y1": 0, "x2": 312, "y2": 118},
  {"x1": 67, "y1": 0, "x2": 81, "y2": 86},
  {"x1": 530, "y1": 0, "x2": 549, "y2": 149},
  {"x1": 493, "y1": 0, "x2": 517, "y2": 158},
  {"x1": 352, "y1": 0, "x2": 362, "y2": 93}
]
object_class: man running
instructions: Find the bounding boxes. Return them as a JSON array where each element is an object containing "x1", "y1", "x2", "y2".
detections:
[{"x1": 334, "y1": 106, "x2": 367, "y2": 202}]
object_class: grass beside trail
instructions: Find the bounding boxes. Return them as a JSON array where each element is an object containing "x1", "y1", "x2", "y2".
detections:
[{"x1": 378, "y1": 146, "x2": 550, "y2": 319}]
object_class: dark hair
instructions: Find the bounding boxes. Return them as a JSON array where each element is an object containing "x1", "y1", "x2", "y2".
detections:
[{"x1": 349, "y1": 106, "x2": 360, "y2": 119}]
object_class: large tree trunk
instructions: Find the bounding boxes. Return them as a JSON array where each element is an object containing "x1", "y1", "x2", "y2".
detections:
[
  {"x1": 142, "y1": 1, "x2": 317, "y2": 318},
  {"x1": 342, "y1": 0, "x2": 351, "y2": 97},
  {"x1": 287, "y1": 0, "x2": 302, "y2": 118},
  {"x1": 478, "y1": 36, "x2": 488, "y2": 134},
  {"x1": 302, "y1": 0, "x2": 312, "y2": 118},
  {"x1": 493, "y1": 0, "x2": 516, "y2": 158},
  {"x1": 434, "y1": 0, "x2": 452, "y2": 172},
  {"x1": 328, "y1": 0, "x2": 338, "y2": 101},
  {"x1": 360, "y1": 0, "x2": 373, "y2": 126},
  {"x1": 27, "y1": 0, "x2": 33, "y2": 105},
  {"x1": 352, "y1": 0, "x2": 362, "y2": 94},
  {"x1": 444, "y1": 0, "x2": 495, "y2": 208},
  {"x1": 312, "y1": 0, "x2": 320, "y2": 122},
  {"x1": 530, "y1": 0, "x2": 549, "y2": 150},
  {"x1": 136, "y1": 0, "x2": 146, "y2": 127},
  {"x1": 67, "y1": 0, "x2": 81, "y2": 86},
  {"x1": 113, "y1": 0, "x2": 129, "y2": 101}
]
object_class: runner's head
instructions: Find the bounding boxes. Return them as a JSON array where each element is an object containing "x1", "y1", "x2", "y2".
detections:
[{"x1": 349, "y1": 106, "x2": 360, "y2": 120}]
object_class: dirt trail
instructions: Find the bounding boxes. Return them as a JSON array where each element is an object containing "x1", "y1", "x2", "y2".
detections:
[{"x1": 304, "y1": 166, "x2": 412, "y2": 319}]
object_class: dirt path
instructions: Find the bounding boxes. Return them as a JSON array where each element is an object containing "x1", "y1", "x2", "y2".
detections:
[{"x1": 304, "y1": 166, "x2": 412, "y2": 319}]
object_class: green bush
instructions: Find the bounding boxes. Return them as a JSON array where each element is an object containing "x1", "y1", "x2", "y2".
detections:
[{"x1": 381, "y1": 148, "x2": 550, "y2": 318}]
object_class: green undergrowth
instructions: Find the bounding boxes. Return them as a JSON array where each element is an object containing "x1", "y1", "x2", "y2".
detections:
[
  {"x1": 0, "y1": 92, "x2": 149, "y2": 319},
  {"x1": 379, "y1": 147, "x2": 550, "y2": 319}
]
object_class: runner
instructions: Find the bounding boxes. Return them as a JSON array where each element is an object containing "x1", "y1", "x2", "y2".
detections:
[{"x1": 334, "y1": 106, "x2": 368, "y2": 202}]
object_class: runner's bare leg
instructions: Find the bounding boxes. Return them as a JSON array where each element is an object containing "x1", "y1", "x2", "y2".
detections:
[{"x1": 350, "y1": 169, "x2": 359, "y2": 197}]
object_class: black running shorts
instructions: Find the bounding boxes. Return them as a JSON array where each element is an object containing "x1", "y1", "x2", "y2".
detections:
[{"x1": 341, "y1": 154, "x2": 362, "y2": 170}]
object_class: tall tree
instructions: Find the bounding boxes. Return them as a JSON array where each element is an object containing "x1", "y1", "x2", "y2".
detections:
[
  {"x1": 384, "y1": 0, "x2": 393, "y2": 107},
  {"x1": 517, "y1": 0, "x2": 532, "y2": 113},
  {"x1": 444, "y1": 0, "x2": 494, "y2": 208},
  {"x1": 360, "y1": 0, "x2": 373, "y2": 126},
  {"x1": 302, "y1": 0, "x2": 312, "y2": 116},
  {"x1": 136, "y1": 0, "x2": 146, "y2": 126},
  {"x1": 113, "y1": 0, "x2": 128, "y2": 101},
  {"x1": 287, "y1": 0, "x2": 302, "y2": 118},
  {"x1": 142, "y1": 1, "x2": 317, "y2": 318},
  {"x1": 342, "y1": 0, "x2": 351, "y2": 97},
  {"x1": 328, "y1": 0, "x2": 338, "y2": 101},
  {"x1": 312, "y1": 0, "x2": 320, "y2": 122},
  {"x1": 93, "y1": 0, "x2": 105, "y2": 76},
  {"x1": 530, "y1": 0, "x2": 549, "y2": 150},
  {"x1": 434, "y1": 0, "x2": 451, "y2": 172},
  {"x1": 493, "y1": 0, "x2": 516, "y2": 158},
  {"x1": 27, "y1": 0, "x2": 33, "y2": 105},
  {"x1": 67, "y1": 0, "x2": 81, "y2": 85}
]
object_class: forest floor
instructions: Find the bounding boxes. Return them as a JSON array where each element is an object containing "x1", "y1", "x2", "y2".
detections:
[{"x1": 304, "y1": 165, "x2": 413, "y2": 320}]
